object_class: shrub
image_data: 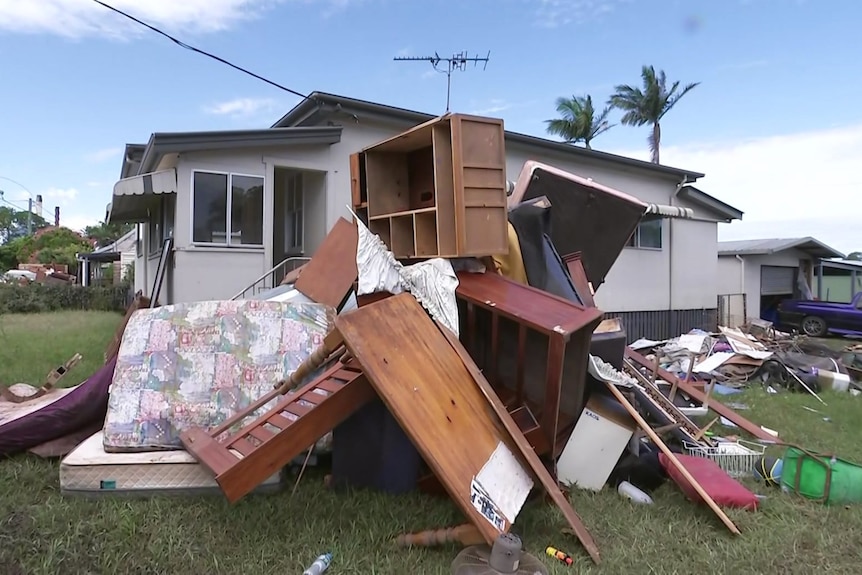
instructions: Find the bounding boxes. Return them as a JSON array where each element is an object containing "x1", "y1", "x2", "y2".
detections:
[{"x1": 0, "y1": 284, "x2": 131, "y2": 314}]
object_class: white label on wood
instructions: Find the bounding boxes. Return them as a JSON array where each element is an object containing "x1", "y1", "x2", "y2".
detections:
[
  {"x1": 469, "y1": 479, "x2": 507, "y2": 532},
  {"x1": 474, "y1": 441, "x2": 534, "y2": 524}
]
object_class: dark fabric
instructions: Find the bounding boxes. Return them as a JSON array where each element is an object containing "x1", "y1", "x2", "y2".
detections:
[
  {"x1": 0, "y1": 356, "x2": 117, "y2": 458},
  {"x1": 507, "y1": 201, "x2": 552, "y2": 289}
]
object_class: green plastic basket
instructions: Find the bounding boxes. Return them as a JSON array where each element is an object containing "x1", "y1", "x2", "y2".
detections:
[{"x1": 781, "y1": 445, "x2": 862, "y2": 505}]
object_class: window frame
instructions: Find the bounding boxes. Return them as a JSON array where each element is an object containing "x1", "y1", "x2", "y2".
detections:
[
  {"x1": 190, "y1": 169, "x2": 265, "y2": 249},
  {"x1": 625, "y1": 217, "x2": 663, "y2": 250},
  {"x1": 284, "y1": 171, "x2": 304, "y2": 256}
]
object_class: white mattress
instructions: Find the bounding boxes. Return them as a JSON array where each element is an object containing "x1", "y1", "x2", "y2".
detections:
[{"x1": 60, "y1": 431, "x2": 282, "y2": 497}]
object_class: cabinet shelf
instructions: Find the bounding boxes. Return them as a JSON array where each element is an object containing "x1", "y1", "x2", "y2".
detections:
[{"x1": 350, "y1": 113, "x2": 509, "y2": 259}]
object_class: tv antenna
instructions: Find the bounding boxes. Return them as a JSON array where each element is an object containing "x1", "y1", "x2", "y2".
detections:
[{"x1": 394, "y1": 50, "x2": 491, "y2": 112}]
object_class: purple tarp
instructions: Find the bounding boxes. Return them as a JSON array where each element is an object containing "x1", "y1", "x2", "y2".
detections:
[{"x1": 0, "y1": 356, "x2": 117, "y2": 457}]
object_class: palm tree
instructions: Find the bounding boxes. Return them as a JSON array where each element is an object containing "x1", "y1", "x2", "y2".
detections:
[
  {"x1": 544, "y1": 95, "x2": 614, "y2": 150},
  {"x1": 608, "y1": 65, "x2": 700, "y2": 164}
]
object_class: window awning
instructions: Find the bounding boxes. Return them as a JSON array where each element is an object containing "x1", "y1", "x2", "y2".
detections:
[
  {"x1": 107, "y1": 168, "x2": 177, "y2": 224},
  {"x1": 644, "y1": 203, "x2": 693, "y2": 219}
]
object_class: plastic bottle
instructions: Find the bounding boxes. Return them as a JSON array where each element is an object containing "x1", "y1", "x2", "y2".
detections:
[
  {"x1": 617, "y1": 481, "x2": 653, "y2": 504},
  {"x1": 302, "y1": 552, "x2": 332, "y2": 575}
]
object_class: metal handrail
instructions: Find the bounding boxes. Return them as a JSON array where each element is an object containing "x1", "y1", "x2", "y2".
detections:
[{"x1": 230, "y1": 256, "x2": 311, "y2": 300}]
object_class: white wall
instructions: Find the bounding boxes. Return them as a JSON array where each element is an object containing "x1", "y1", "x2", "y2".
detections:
[{"x1": 717, "y1": 256, "x2": 745, "y2": 295}]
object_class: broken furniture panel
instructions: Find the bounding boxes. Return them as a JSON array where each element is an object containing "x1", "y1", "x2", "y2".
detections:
[
  {"x1": 181, "y1": 354, "x2": 374, "y2": 504},
  {"x1": 508, "y1": 161, "x2": 647, "y2": 290},
  {"x1": 294, "y1": 216, "x2": 359, "y2": 309},
  {"x1": 561, "y1": 252, "x2": 595, "y2": 308},
  {"x1": 455, "y1": 271, "x2": 604, "y2": 458},
  {"x1": 624, "y1": 348, "x2": 777, "y2": 441},
  {"x1": 335, "y1": 293, "x2": 535, "y2": 547},
  {"x1": 350, "y1": 113, "x2": 509, "y2": 259},
  {"x1": 437, "y1": 319, "x2": 601, "y2": 564}
]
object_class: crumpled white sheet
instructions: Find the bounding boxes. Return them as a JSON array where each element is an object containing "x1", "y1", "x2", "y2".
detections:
[{"x1": 355, "y1": 218, "x2": 460, "y2": 335}]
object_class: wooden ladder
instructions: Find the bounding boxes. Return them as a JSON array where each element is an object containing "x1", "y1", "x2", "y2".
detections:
[{"x1": 181, "y1": 354, "x2": 374, "y2": 504}]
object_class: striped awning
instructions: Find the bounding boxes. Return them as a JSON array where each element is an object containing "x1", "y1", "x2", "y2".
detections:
[
  {"x1": 107, "y1": 169, "x2": 177, "y2": 224},
  {"x1": 644, "y1": 203, "x2": 693, "y2": 219}
]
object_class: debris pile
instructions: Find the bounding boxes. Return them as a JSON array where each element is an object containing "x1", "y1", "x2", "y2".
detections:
[{"x1": 3, "y1": 111, "x2": 861, "y2": 571}]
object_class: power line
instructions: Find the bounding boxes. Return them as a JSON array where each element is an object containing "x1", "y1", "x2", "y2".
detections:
[{"x1": 90, "y1": 0, "x2": 310, "y2": 101}]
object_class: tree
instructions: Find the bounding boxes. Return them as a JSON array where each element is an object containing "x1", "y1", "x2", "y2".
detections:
[
  {"x1": 545, "y1": 95, "x2": 614, "y2": 149},
  {"x1": 0, "y1": 206, "x2": 49, "y2": 244},
  {"x1": 608, "y1": 65, "x2": 700, "y2": 164},
  {"x1": 14, "y1": 228, "x2": 93, "y2": 274},
  {"x1": 847, "y1": 252, "x2": 862, "y2": 261},
  {"x1": 84, "y1": 220, "x2": 134, "y2": 248}
]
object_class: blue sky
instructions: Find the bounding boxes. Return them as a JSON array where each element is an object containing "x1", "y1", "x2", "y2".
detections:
[{"x1": 0, "y1": 0, "x2": 859, "y2": 252}]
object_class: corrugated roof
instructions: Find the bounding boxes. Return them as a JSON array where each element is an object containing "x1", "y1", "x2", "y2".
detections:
[{"x1": 718, "y1": 237, "x2": 845, "y2": 259}]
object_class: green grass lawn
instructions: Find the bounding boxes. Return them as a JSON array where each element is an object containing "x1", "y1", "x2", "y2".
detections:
[{"x1": 1, "y1": 312, "x2": 862, "y2": 574}]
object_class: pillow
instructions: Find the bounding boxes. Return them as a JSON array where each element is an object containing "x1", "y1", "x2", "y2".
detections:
[
  {"x1": 659, "y1": 452, "x2": 759, "y2": 511},
  {"x1": 103, "y1": 299, "x2": 334, "y2": 452}
]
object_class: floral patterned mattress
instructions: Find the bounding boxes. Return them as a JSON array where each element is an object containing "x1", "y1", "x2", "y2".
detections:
[{"x1": 102, "y1": 299, "x2": 335, "y2": 452}]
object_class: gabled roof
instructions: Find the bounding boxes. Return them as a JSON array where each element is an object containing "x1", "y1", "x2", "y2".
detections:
[
  {"x1": 272, "y1": 91, "x2": 706, "y2": 181},
  {"x1": 718, "y1": 237, "x2": 845, "y2": 259},
  {"x1": 121, "y1": 127, "x2": 342, "y2": 178},
  {"x1": 678, "y1": 185, "x2": 743, "y2": 222}
]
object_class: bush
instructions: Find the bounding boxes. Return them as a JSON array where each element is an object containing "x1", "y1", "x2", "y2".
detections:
[{"x1": 0, "y1": 283, "x2": 131, "y2": 314}]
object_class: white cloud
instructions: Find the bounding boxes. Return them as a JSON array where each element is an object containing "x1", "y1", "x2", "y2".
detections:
[
  {"x1": 0, "y1": 0, "x2": 285, "y2": 39},
  {"x1": 533, "y1": 0, "x2": 628, "y2": 28},
  {"x1": 202, "y1": 97, "x2": 278, "y2": 118},
  {"x1": 57, "y1": 212, "x2": 101, "y2": 233},
  {"x1": 85, "y1": 147, "x2": 122, "y2": 163},
  {"x1": 609, "y1": 123, "x2": 862, "y2": 254},
  {"x1": 469, "y1": 99, "x2": 513, "y2": 116},
  {"x1": 41, "y1": 187, "x2": 80, "y2": 201}
]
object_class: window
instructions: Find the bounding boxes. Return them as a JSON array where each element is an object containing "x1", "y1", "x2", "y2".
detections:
[
  {"x1": 284, "y1": 172, "x2": 304, "y2": 255},
  {"x1": 135, "y1": 224, "x2": 143, "y2": 257},
  {"x1": 148, "y1": 195, "x2": 175, "y2": 256},
  {"x1": 626, "y1": 218, "x2": 662, "y2": 249},
  {"x1": 192, "y1": 171, "x2": 263, "y2": 246}
]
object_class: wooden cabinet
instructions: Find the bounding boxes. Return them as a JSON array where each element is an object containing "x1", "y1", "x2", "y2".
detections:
[{"x1": 350, "y1": 113, "x2": 509, "y2": 259}]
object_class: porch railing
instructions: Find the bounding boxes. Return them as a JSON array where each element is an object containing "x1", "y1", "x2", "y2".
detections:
[{"x1": 230, "y1": 257, "x2": 311, "y2": 300}]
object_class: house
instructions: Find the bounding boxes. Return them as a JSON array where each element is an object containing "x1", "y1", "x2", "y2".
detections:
[
  {"x1": 77, "y1": 227, "x2": 137, "y2": 287},
  {"x1": 107, "y1": 92, "x2": 743, "y2": 339},
  {"x1": 716, "y1": 237, "x2": 845, "y2": 324},
  {"x1": 813, "y1": 258, "x2": 862, "y2": 303}
]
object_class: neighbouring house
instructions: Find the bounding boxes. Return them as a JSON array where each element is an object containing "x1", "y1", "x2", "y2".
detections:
[
  {"x1": 716, "y1": 237, "x2": 845, "y2": 325},
  {"x1": 77, "y1": 228, "x2": 137, "y2": 287},
  {"x1": 106, "y1": 92, "x2": 743, "y2": 339},
  {"x1": 813, "y1": 258, "x2": 862, "y2": 303}
]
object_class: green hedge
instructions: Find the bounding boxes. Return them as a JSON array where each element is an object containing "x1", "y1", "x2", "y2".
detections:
[{"x1": 0, "y1": 284, "x2": 131, "y2": 314}]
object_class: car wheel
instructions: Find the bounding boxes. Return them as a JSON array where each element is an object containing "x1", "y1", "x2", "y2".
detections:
[{"x1": 801, "y1": 315, "x2": 827, "y2": 337}]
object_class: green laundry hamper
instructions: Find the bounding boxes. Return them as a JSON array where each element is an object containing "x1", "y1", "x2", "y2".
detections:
[{"x1": 781, "y1": 445, "x2": 862, "y2": 505}]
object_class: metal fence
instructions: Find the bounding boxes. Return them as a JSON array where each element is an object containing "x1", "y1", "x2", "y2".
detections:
[
  {"x1": 603, "y1": 308, "x2": 719, "y2": 343},
  {"x1": 717, "y1": 293, "x2": 747, "y2": 329}
]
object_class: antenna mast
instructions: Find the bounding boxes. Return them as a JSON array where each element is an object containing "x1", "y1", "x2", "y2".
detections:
[{"x1": 394, "y1": 50, "x2": 491, "y2": 113}]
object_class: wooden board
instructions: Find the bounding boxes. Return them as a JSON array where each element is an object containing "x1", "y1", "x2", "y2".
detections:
[
  {"x1": 335, "y1": 293, "x2": 530, "y2": 546},
  {"x1": 437, "y1": 320, "x2": 601, "y2": 564},
  {"x1": 625, "y1": 348, "x2": 776, "y2": 441},
  {"x1": 294, "y1": 217, "x2": 359, "y2": 309}
]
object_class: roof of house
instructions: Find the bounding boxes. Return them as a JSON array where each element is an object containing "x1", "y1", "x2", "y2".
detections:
[
  {"x1": 271, "y1": 91, "x2": 707, "y2": 181},
  {"x1": 121, "y1": 127, "x2": 343, "y2": 178},
  {"x1": 718, "y1": 237, "x2": 845, "y2": 259},
  {"x1": 677, "y1": 185, "x2": 743, "y2": 222}
]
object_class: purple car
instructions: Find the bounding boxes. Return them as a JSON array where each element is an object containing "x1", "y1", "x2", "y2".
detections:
[{"x1": 777, "y1": 292, "x2": 862, "y2": 337}]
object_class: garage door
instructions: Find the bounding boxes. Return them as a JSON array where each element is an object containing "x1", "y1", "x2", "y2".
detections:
[{"x1": 761, "y1": 265, "x2": 797, "y2": 295}]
